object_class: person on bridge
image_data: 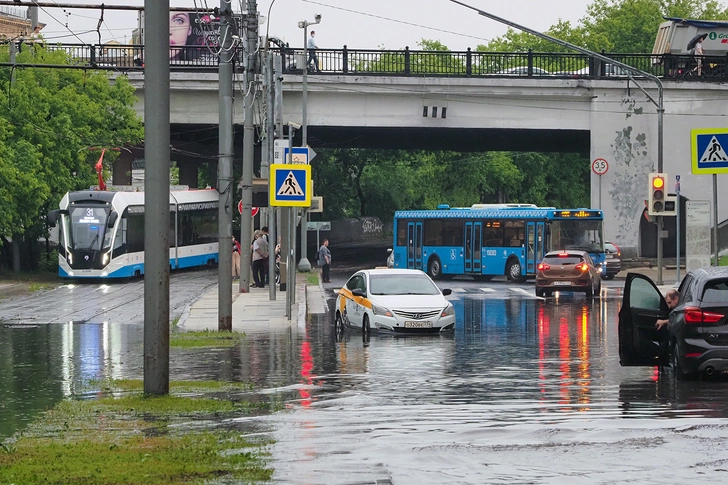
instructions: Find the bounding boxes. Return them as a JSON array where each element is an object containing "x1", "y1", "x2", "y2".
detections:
[{"x1": 307, "y1": 30, "x2": 320, "y2": 72}]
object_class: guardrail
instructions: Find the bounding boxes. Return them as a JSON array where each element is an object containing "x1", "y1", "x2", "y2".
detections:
[{"x1": 4, "y1": 42, "x2": 728, "y2": 81}]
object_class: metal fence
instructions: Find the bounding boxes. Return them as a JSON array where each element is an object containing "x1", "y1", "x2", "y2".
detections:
[{"x1": 3, "y1": 42, "x2": 728, "y2": 81}]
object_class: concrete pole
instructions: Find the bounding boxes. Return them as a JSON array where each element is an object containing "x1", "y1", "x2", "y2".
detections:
[
  {"x1": 266, "y1": 53, "x2": 277, "y2": 300},
  {"x1": 676, "y1": 177, "x2": 681, "y2": 282},
  {"x1": 218, "y1": 0, "x2": 234, "y2": 330},
  {"x1": 298, "y1": 22, "x2": 313, "y2": 272},
  {"x1": 29, "y1": 6, "x2": 39, "y2": 29},
  {"x1": 275, "y1": 55, "x2": 285, "y2": 296},
  {"x1": 239, "y1": 0, "x2": 258, "y2": 293},
  {"x1": 143, "y1": 0, "x2": 170, "y2": 396}
]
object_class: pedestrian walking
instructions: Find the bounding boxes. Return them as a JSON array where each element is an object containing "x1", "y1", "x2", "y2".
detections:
[
  {"x1": 231, "y1": 236, "x2": 241, "y2": 279},
  {"x1": 252, "y1": 230, "x2": 269, "y2": 288},
  {"x1": 261, "y1": 226, "x2": 270, "y2": 283},
  {"x1": 318, "y1": 239, "x2": 331, "y2": 283},
  {"x1": 307, "y1": 30, "x2": 319, "y2": 72}
]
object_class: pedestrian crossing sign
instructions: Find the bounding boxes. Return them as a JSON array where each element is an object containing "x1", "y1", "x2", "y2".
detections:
[
  {"x1": 692, "y1": 128, "x2": 728, "y2": 174},
  {"x1": 269, "y1": 164, "x2": 311, "y2": 207}
]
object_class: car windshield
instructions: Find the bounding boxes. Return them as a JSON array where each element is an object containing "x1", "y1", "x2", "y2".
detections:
[
  {"x1": 605, "y1": 243, "x2": 617, "y2": 252},
  {"x1": 544, "y1": 256, "x2": 582, "y2": 265},
  {"x1": 701, "y1": 279, "x2": 728, "y2": 304},
  {"x1": 369, "y1": 274, "x2": 440, "y2": 296}
]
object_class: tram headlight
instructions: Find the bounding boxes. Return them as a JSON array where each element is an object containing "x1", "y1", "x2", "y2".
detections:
[
  {"x1": 67, "y1": 252, "x2": 73, "y2": 264},
  {"x1": 102, "y1": 252, "x2": 110, "y2": 265}
]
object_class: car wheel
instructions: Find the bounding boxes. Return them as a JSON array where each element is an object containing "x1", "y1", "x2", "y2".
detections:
[
  {"x1": 671, "y1": 344, "x2": 697, "y2": 380},
  {"x1": 535, "y1": 287, "x2": 545, "y2": 298},
  {"x1": 427, "y1": 257, "x2": 443, "y2": 280},
  {"x1": 506, "y1": 259, "x2": 524, "y2": 283},
  {"x1": 362, "y1": 315, "x2": 371, "y2": 340},
  {"x1": 334, "y1": 312, "x2": 345, "y2": 340},
  {"x1": 586, "y1": 285, "x2": 594, "y2": 298}
]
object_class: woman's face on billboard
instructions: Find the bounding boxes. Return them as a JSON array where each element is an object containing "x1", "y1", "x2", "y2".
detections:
[{"x1": 169, "y1": 12, "x2": 191, "y2": 46}]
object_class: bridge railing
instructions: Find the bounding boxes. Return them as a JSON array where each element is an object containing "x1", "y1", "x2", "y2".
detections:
[{"x1": 5, "y1": 42, "x2": 728, "y2": 81}]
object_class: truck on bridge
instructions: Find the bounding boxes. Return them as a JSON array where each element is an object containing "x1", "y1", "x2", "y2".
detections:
[{"x1": 653, "y1": 17, "x2": 728, "y2": 76}]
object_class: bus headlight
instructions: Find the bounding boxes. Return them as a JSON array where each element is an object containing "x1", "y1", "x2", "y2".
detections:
[{"x1": 372, "y1": 304, "x2": 393, "y2": 317}]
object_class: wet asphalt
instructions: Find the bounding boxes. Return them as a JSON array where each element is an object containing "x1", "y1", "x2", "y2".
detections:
[{"x1": 2, "y1": 268, "x2": 728, "y2": 483}]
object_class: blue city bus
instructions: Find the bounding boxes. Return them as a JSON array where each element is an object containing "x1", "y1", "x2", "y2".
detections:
[{"x1": 391, "y1": 204, "x2": 605, "y2": 282}]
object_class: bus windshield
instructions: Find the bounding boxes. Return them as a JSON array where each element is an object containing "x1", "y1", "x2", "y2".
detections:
[
  {"x1": 69, "y1": 207, "x2": 112, "y2": 251},
  {"x1": 551, "y1": 219, "x2": 603, "y2": 253}
]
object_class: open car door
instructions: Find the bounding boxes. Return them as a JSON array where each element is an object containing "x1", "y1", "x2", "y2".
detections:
[{"x1": 618, "y1": 273, "x2": 670, "y2": 366}]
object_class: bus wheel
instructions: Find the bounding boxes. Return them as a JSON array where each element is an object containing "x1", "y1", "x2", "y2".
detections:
[
  {"x1": 506, "y1": 259, "x2": 523, "y2": 283},
  {"x1": 427, "y1": 257, "x2": 443, "y2": 280}
]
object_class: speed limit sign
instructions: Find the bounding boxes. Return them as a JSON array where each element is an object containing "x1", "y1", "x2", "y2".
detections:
[{"x1": 592, "y1": 158, "x2": 609, "y2": 175}]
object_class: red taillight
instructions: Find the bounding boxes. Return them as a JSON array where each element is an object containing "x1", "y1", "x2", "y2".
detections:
[
  {"x1": 575, "y1": 263, "x2": 588, "y2": 272},
  {"x1": 537, "y1": 263, "x2": 550, "y2": 271},
  {"x1": 684, "y1": 306, "x2": 725, "y2": 324}
]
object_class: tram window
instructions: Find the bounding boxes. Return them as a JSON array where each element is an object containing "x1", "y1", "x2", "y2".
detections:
[
  {"x1": 424, "y1": 219, "x2": 444, "y2": 246},
  {"x1": 443, "y1": 220, "x2": 463, "y2": 246},
  {"x1": 127, "y1": 214, "x2": 145, "y2": 253}
]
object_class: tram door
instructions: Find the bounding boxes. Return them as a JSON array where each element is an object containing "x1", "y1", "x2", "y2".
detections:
[
  {"x1": 526, "y1": 222, "x2": 545, "y2": 274},
  {"x1": 407, "y1": 222, "x2": 423, "y2": 270},
  {"x1": 464, "y1": 222, "x2": 482, "y2": 274}
]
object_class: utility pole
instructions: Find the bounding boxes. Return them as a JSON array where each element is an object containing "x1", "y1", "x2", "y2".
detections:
[
  {"x1": 29, "y1": 6, "x2": 39, "y2": 30},
  {"x1": 143, "y1": 0, "x2": 170, "y2": 396},
  {"x1": 266, "y1": 52, "x2": 277, "y2": 300},
  {"x1": 239, "y1": 0, "x2": 258, "y2": 293},
  {"x1": 297, "y1": 15, "x2": 320, "y2": 272},
  {"x1": 275, "y1": 55, "x2": 287, "y2": 294},
  {"x1": 218, "y1": 0, "x2": 234, "y2": 330}
]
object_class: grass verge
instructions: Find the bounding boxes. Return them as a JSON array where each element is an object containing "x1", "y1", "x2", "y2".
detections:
[
  {"x1": 0, "y1": 380, "x2": 273, "y2": 485},
  {"x1": 170, "y1": 330, "x2": 245, "y2": 348},
  {"x1": 306, "y1": 273, "x2": 319, "y2": 285}
]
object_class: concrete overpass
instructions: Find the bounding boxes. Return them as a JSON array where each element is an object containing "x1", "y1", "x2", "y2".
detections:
[{"x1": 123, "y1": 71, "x2": 728, "y2": 258}]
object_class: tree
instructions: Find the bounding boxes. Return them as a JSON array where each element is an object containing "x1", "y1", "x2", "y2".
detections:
[{"x1": 0, "y1": 44, "x2": 143, "y2": 271}]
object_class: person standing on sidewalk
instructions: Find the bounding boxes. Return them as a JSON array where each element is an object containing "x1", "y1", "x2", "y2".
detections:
[
  {"x1": 318, "y1": 239, "x2": 331, "y2": 283},
  {"x1": 232, "y1": 236, "x2": 241, "y2": 280},
  {"x1": 252, "y1": 230, "x2": 269, "y2": 288}
]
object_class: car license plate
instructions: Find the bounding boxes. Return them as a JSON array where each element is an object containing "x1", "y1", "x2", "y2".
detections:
[
  {"x1": 554, "y1": 281, "x2": 572, "y2": 286},
  {"x1": 405, "y1": 321, "x2": 432, "y2": 328},
  {"x1": 606, "y1": 254, "x2": 614, "y2": 259}
]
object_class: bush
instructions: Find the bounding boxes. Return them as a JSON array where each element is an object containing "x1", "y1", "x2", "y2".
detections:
[{"x1": 39, "y1": 250, "x2": 58, "y2": 272}]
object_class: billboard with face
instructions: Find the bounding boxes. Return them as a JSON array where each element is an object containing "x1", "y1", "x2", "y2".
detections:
[{"x1": 136, "y1": 10, "x2": 239, "y2": 63}]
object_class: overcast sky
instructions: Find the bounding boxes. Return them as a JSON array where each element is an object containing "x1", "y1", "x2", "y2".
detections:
[{"x1": 29, "y1": 0, "x2": 594, "y2": 50}]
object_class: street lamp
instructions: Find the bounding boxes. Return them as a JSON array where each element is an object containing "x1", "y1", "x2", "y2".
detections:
[{"x1": 297, "y1": 14, "x2": 321, "y2": 272}]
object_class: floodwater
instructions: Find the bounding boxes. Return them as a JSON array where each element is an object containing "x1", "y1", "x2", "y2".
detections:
[{"x1": 3, "y1": 290, "x2": 728, "y2": 483}]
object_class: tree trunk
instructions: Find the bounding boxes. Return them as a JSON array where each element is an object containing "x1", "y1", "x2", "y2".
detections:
[{"x1": 12, "y1": 235, "x2": 21, "y2": 273}]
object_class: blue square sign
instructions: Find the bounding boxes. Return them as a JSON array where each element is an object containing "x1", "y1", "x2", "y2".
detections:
[
  {"x1": 692, "y1": 128, "x2": 728, "y2": 174},
  {"x1": 269, "y1": 164, "x2": 311, "y2": 207}
]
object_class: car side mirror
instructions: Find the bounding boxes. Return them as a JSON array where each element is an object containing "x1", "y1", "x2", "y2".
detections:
[
  {"x1": 387, "y1": 248, "x2": 392, "y2": 254},
  {"x1": 107, "y1": 211, "x2": 118, "y2": 229},
  {"x1": 442, "y1": 288, "x2": 452, "y2": 296},
  {"x1": 46, "y1": 209, "x2": 59, "y2": 228},
  {"x1": 352, "y1": 288, "x2": 365, "y2": 297}
]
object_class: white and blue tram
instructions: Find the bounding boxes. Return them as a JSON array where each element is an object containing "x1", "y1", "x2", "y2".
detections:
[{"x1": 47, "y1": 189, "x2": 219, "y2": 279}]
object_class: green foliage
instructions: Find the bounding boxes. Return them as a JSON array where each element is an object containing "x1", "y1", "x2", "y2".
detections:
[
  {"x1": 312, "y1": 149, "x2": 590, "y2": 221},
  {"x1": 170, "y1": 330, "x2": 245, "y2": 348},
  {"x1": 38, "y1": 249, "x2": 58, "y2": 272},
  {"x1": 0, "y1": 44, "x2": 143, "y2": 261}
]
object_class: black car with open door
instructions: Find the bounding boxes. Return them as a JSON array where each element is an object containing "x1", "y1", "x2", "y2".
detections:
[{"x1": 619, "y1": 269, "x2": 728, "y2": 379}]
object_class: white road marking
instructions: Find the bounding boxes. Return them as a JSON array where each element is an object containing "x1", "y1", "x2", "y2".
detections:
[
  {"x1": 510, "y1": 287, "x2": 543, "y2": 299},
  {"x1": 478, "y1": 288, "x2": 495, "y2": 293}
]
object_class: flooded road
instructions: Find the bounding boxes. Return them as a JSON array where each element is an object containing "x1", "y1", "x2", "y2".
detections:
[{"x1": 3, "y1": 280, "x2": 728, "y2": 482}]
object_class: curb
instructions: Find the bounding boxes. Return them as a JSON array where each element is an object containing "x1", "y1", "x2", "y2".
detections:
[{"x1": 297, "y1": 282, "x2": 307, "y2": 327}]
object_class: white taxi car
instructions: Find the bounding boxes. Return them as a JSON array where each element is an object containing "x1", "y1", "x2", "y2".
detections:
[{"x1": 335, "y1": 269, "x2": 455, "y2": 335}]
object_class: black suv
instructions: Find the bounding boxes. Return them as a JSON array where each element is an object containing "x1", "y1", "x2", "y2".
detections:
[{"x1": 618, "y1": 268, "x2": 728, "y2": 379}]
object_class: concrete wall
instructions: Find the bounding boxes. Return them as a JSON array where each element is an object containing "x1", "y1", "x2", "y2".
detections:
[{"x1": 125, "y1": 73, "x2": 728, "y2": 257}]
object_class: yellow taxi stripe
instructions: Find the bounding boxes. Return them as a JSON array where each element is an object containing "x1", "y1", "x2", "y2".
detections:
[{"x1": 337, "y1": 288, "x2": 373, "y2": 310}]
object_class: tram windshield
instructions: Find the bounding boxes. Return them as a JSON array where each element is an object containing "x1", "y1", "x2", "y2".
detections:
[{"x1": 68, "y1": 207, "x2": 112, "y2": 251}]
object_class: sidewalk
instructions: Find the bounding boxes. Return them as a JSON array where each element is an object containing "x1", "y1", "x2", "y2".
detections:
[{"x1": 177, "y1": 273, "x2": 329, "y2": 332}]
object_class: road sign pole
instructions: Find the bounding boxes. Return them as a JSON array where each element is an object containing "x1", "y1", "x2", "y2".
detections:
[
  {"x1": 714, "y1": 174, "x2": 719, "y2": 266},
  {"x1": 598, "y1": 175, "x2": 602, "y2": 210},
  {"x1": 676, "y1": 175, "x2": 681, "y2": 282},
  {"x1": 657, "y1": 216, "x2": 664, "y2": 285}
]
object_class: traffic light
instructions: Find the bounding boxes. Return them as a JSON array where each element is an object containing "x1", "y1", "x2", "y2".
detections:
[{"x1": 648, "y1": 172, "x2": 666, "y2": 216}]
